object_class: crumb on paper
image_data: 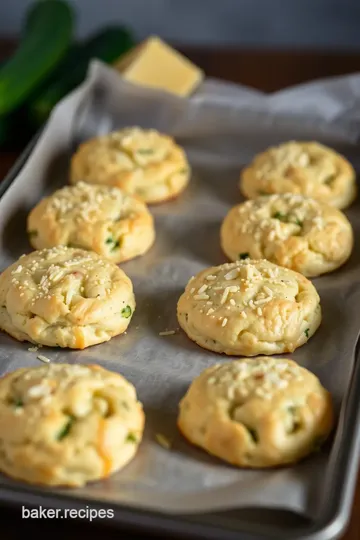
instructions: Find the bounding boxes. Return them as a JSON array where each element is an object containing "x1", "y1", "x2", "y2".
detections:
[
  {"x1": 28, "y1": 344, "x2": 42, "y2": 352},
  {"x1": 159, "y1": 330, "x2": 176, "y2": 336},
  {"x1": 156, "y1": 433, "x2": 171, "y2": 449},
  {"x1": 37, "y1": 355, "x2": 51, "y2": 363}
]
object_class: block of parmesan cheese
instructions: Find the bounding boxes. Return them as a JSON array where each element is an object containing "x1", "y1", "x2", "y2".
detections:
[{"x1": 114, "y1": 36, "x2": 204, "y2": 97}]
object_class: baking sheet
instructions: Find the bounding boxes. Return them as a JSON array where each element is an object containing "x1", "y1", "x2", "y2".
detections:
[{"x1": 1, "y1": 61, "x2": 360, "y2": 518}]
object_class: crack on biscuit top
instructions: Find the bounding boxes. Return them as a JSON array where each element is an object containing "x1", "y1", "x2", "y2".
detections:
[
  {"x1": 253, "y1": 142, "x2": 340, "y2": 187},
  {"x1": 81, "y1": 127, "x2": 176, "y2": 171},
  {"x1": 186, "y1": 260, "x2": 305, "y2": 320},
  {"x1": 5, "y1": 364, "x2": 134, "y2": 415},
  {"x1": 10, "y1": 248, "x2": 113, "y2": 303},
  {"x1": 207, "y1": 358, "x2": 304, "y2": 401},
  {"x1": 235, "y1": 194, "x2": 326, "y2": 240},
  {"x1": 45, "y1": 182, "x2": 128, "y2": 224}
]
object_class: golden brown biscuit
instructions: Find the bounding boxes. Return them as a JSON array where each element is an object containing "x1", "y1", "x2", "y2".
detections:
[
  {"x1": 178, "y1": 357, "x2": 333, "y2": 468},
  {"x1": 27, "y1": 182, "x2": 155, "y2": 263},
  {"x1": 70, "y1": 127, "x2": 190, "y2": 204},
  {"x1": 0, "y1": 247, "x2": 135, "y2": 348},
  {"x1": 240, "y1": 141, "x2": 356, "y2": 209},
  {"x1": 0, "y1": 363, "x2": 144, "y2": 486},
  {"x1": 220, "y1": 194, "x2": 353, "y2": 277},
  {"x1": 177, "y1": 259, "x2": 321, "y2": 356}
]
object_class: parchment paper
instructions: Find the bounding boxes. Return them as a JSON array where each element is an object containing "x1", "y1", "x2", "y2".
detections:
[{"x1": 1, "y1": 61, "x2": 360, "y2": 518}]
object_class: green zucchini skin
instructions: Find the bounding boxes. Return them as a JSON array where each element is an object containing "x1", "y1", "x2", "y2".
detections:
[
  {"x1": 0, "y1": 0, "x2": 74, "y2": 115},
  {"x1": 29, "y1": 27, "x2": 135, "y2": 126}
]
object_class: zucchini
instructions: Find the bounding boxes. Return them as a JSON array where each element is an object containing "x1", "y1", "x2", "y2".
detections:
[
  {"x1": 28, "y1": 27, "x2": 135, "y2": 127},
  {"x1": 0, "y1": 0, "x2": 74, "y2": 116}
]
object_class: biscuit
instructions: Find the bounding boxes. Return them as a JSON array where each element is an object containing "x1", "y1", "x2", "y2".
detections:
[
  {"x1": 0, "y1": 247, "x2": 135, "y2": 349},
  {"x1": 240, "y1": 141, "x2": 356, "y2": 209},
  {"x1": 0, "y1": 363, "x2": 144, "y2": 486},
  {"x1": 177, "y1": 259, "x2": 321, "y2": 356},
  {"x1": 27, "y1": 182, "x2": 155, "y2": 264},
  {"x1": 178, "y1": 357, "x2": 333, "y2": 468},
  {"x1": 70, "y1": 127, "x2": 190, "y2": 204},
  {"x1": 220, "y1": 194, "x2": 353, "y2": 277}
]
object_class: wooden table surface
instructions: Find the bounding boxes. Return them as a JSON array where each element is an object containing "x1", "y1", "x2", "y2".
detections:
[{"x1": 1, "y1": 44, "x2": 360, "y2": 539}]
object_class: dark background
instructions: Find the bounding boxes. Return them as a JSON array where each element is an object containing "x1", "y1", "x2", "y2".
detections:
[{"x1": 1, "y1": 0, "x2": 360, "y2": 50}]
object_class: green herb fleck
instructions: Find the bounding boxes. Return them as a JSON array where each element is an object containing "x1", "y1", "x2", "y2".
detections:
[
  {"x1": 273, "y1": 212, "x2": 288, "y2": 221},
  {"x1": 304, "y1": 328, "x2": 310, "y2": 338},
  {"x1": 105, "y1": 236, "x2": 121, "y2": 251},
  {"x1": 126, "y1": 432, "x2": 137, "y2": 443},
  {"x1": 258, "y1": 190, "x2": 269, "y2": 196},
  {"x1": 273, "y1": 212, "x2": 303, "y2": 227},
  {"x1": 178, "y1": 168, "x2": 188, "y2": 174},
  {"x1": 112, "y1": 240, "x2": 121, "y2": 250},
  {"x1": 28, "y1": 230, "x2": 38, "y2": 238},
  {"x1": 246, "y1": 426, "x2": 259, "y2": 443},
  {"x1": 239, "y1": 252, "x2": 250, "y2": 260},
  {"x1": 57, "y1": 416, "x2": 74, "y2": 441},
  {"x1": 13, "y1": 398, "x2": 23, "y2": 408},
  {"x1": 121, "y1": 305, "x2": 132, "y2": 319},
  {"x1": 137, "y1": 148, "x2": 154, "y2": 155},
  {"x1": 121, "y1": 401, "x2": 130, "y2": 410}
]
